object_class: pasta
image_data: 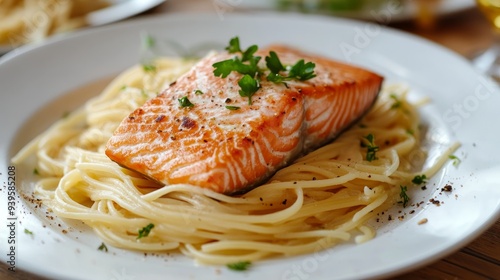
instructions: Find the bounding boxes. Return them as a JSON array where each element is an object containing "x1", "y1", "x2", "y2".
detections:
[
  {"x1": 0, "y1": 0, "x2": 109, "y2": 46},
  {"x1": 12, "y1": 57, "x2": 459, "y2": 265}
]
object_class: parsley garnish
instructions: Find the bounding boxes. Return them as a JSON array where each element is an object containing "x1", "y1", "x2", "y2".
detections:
[
  {"x1": 213, "y1": 37, "x2": 316, "y2": 105},
  {"x1": 225, "y1": 105, "x2": 240, "y2": 110},
  {"x1": 137, "y1": 223, "x2": 154, "y2": 239},
  {"x1": 266, "y1": 52, "x2": 316, "y2": 83},
  {"x1": 412, "y1": 174, "x2": 427, "y2": 185},
  {"x1": 194, "y1": 89, "x2": 204, "y2": 95},
  {"x1": 288, "y1": 59, "x2": 317, "y2": 81},
  {"x1": 390, "y1": 93, "x2": 402, "y2": 109},
  {"x1": 238, "y1": 74, "x2": 260, "y2": 104},
  {"x1": 225, "y1": 37, "x2": 242, "y2": 53},
  {"x1": 33, "y1": 168, "x2": 39, "y2": 175},
  {"x1": 178, "y1": 96, "x2": 194, "y2": 108},
  {"x1": 227, "y1": 261, "x2": 251, "y2": 271},
  {"x1": 448, "y1": 155, "x2": 461, "y2": 166},
  {"x1": 143, "y1": 64, "x2": 156, "y2": 73},
  {"x1": 399, "y1": 185, "x2": 410, "y2": 208},
  {"x1": 143, "y1": 34, "x2": 155, "y2": 49},
  {"x1": 361, "y1": 134, "x2": 379, "y2": 162},
  {"x1": 24, "y1": 229, "x2": 33, "y2": 235},
  {"x1": 265, "y1": 51, "x2": 286, "y2": 73},
  {"x1": 98, "y1": 242, "x2": 108, "y2": 252}
]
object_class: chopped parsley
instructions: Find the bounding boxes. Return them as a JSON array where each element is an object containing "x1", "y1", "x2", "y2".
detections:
[
  {"x1": 399, "y1": 185, "x2": 410, "y2": 208},
  {"x1": 143, "y1": 34, "x2": 155, "y2": 49},
  {"x1": 227, "y1": 261, "x2": 251, "y2": 271},
  {"x1": 238, "y1": 74, "x2": 260, "y2": 104},
  {"x1": 137, "y1": 223, "x2": 154, "y2": 239},
  {"x1": 412, "y1": 174, "x2": 427, "y2": 185},
  {"x1": 266, "y1": 54, "x2": 316, "y2": 83},
  {"x1": 24, "y1": 228, "x2": 33, "y2": 235},
  {"x1": 225, "y1": 36, "x2": 243, "y2": 53},
  {"x1": 194, "y1": 89, "x2": 204, "y2": 95},
  {"x1": 287, "y1": 59, "x2": 317, "y2": 81},
  {"x1": 448, "y1": 155, "x2": 461, "y2": 166},
  {"x1": 225, "y1": 105, "x2": 241, "y2": 110},
  {"x1": 98, "y1": 242, "x2": 108, "y2": 252},
  {"x1": 143, "y1": 64, "x2": 157, "y2": 73},
  {"x1": 361, "y1": 134, "x2": 379, "y2": 162},
  {"x1": 178, "y1": 96, "x2": 194, "y2": 108},
  {"x1": 265, "y1": 51, "x2": 286, "y2": 73},
  {"x1": 33, "y1": 168, "x2": 39, "y2": 175},
  {"x1": 389, "y1": 93, "x2": 402, "y2": 109},
  {"x1": 213, "y1": 36, "x2": 316, "y2": 105}
]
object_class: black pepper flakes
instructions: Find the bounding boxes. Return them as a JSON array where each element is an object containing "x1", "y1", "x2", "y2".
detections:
[
  {"x1": 429, "y1": 198, "x2": 441, "y2": 206},
  {"x1": 441, "y1": 184, "x2": 453, "y2": 192}
]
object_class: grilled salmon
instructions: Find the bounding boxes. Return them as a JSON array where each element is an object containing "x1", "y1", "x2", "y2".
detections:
[{"x1": 105, "y1": 44, "x2": 383, "y2": 194}]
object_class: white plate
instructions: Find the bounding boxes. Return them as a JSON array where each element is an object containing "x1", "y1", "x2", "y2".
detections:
[
  {"x1": 0, "y1": 0, "x2": 165, "y2": 54},
  {"x1": 1, "y1": 12, "x2": 500, "y2": 280},
  {"x1": 238, "y1": 0, "x2": 475, "y2": 22}
]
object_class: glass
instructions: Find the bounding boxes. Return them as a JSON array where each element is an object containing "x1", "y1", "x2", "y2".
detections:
[{"x1": 474, "y1": 0, "x2": 500, "y2": 81}]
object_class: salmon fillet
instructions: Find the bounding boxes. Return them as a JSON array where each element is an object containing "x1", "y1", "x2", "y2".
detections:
[{"x1": 105, "y1": 45, "x2": 383, "y2": 194}]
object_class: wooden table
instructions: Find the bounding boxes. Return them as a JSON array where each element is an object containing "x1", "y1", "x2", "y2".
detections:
[{"x1": 1, "y1": 1, "x2": 499, "y2": 279}]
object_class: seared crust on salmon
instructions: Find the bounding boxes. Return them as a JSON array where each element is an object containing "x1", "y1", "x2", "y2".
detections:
[{"x1": 105, "y1": 45, "x2": 383, "y2": 193}]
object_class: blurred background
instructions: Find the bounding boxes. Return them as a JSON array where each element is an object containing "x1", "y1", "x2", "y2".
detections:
[{"x1": 0, "y1": 0, "x2": 493, "y2": 58}]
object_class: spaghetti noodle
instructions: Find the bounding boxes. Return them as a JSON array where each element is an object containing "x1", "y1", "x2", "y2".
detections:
[{"x1": 12, "y1": 57, "x2": 459, "y2": 265}]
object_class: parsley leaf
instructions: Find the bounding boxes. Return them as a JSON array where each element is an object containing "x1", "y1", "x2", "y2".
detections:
[
  {"x1": 24, "y1": 228, "x2": 33, "y2": 235},
  {"x1": 194, "y1": 89, "x2": 204, "y2": 95},
  {"x1": 288, "y1": 59, "x2": 316, "y2": 81},
  {"x1": 137, "y1": 223, "x2": 154, "y2": 239},
  {"x1": 241, "y1": 45, "x2": 258, "y2": 62},
  {"x1": 265, "y1": 51, "x2": 285, "y2": 74},
  {"x1": 213, "y1": 59, "x2": 237, "y2": 78},
  {"x1": 362, "y1": 134, "x2": 379, "y2": 162},
  {"x1": 448, "y1": 155, "x2": 461, "y2": 166},
  {"x1": 412, "y1": 174, "x2": 427, "y2": 185},
  {"x1": 226, "y1": 37, "x2": 242, "y2": 53},
  {"x1": 143, "y1": 34, "x2": 155, "y2": 49},
  {"x1": 213, "y1": 57, "x2": 260, "y2": 78},
  {"x1": 399, "y1": 185, "x2": 410, "y2": 208},
  {"x1": 143, "y1": 64, "x2": 156, "y2": 73},
  {"x1": 238, "y1": 75, "x2": 260, "y2": 105},
  {"x1": 390, "y1": 94, "x2": 402, "y2": 109},
  {"x1": 178, "y1": 96, "x2": 194, "y2": 108},
  {"x1": 227, "y1": 261, "x2": 251, "y2": 271}
]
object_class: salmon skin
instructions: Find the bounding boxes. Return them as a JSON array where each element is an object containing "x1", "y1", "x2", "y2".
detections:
[{"x1": 105, "y1": 45, "x2": 383, "y2": 194}]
